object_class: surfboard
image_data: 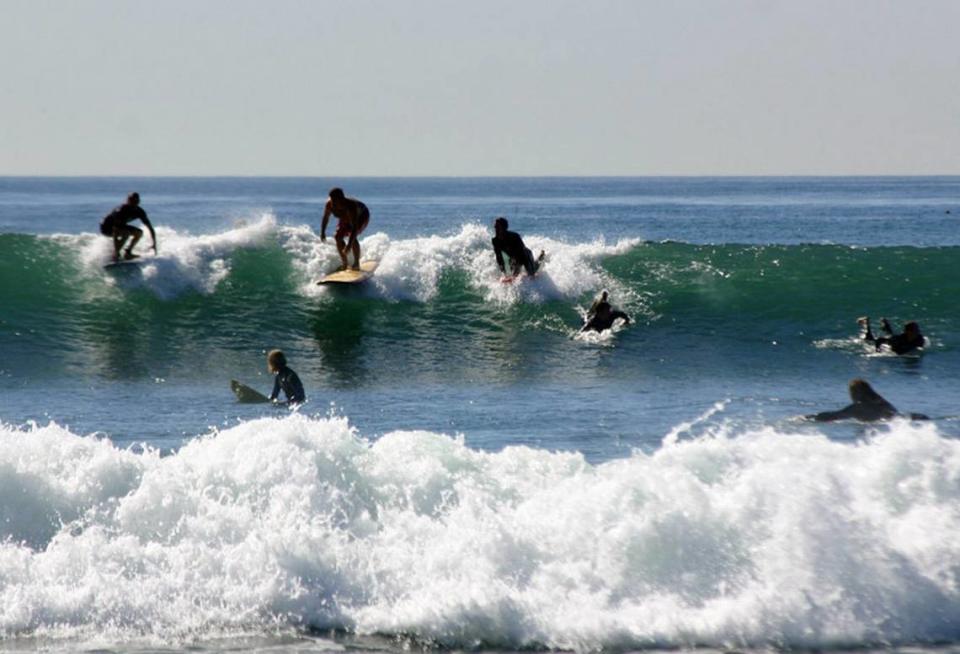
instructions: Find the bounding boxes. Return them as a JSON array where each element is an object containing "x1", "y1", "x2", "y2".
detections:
[
  {"x1": 230, "y1": 379, "x2": 271, "y2": 403},
  {"x1": 104, "y1": 257, "x2": 147, "y2": 270},
  {"x1": 317, "y1": 260, "x2": 379, "y2": 285}
]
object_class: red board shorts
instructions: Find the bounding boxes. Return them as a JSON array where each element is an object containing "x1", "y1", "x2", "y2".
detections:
[{"x1": 335, "y1": 202, "x2": 370, "y2": 241}]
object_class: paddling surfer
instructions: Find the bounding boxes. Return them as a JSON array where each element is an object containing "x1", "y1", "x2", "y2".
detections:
[
  {"x1": 807, "y1": 378, "x2": 928, "y2": 422},
  {"x1": 857, "y1": 316, "x2": 925, "y2": 355},
  {"x1": 581, "y1": 290, "x2": 631, "y2": 333}
]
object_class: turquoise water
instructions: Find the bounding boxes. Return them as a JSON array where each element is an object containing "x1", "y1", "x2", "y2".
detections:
[{"x1": 1, "y1": 177, "x2": 959, "y2": 651}]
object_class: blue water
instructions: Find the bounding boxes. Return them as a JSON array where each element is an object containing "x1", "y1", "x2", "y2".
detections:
[{"x1": 1, "y1": 177, "x2": 960, "y2": 651}]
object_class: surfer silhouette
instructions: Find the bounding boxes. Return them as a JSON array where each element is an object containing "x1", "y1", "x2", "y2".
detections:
[
  {"x1": 807, "y1": 378, "x2": 928, "y2": 422},
  {"x1": 267, "y1": 349, "x2": 305, "y2": 405},
  {"x1": 321, "y1": 187, "x2": 370, "y2": 271},
  {"x1": 492, "y1": 217, "x2": 545, "y2": 278},
  {"x1": 581, "y1": 290, "x2": 631, "y2": 333},
  {"x1": 99, "y1": 192, "x2": 156, "y2": 262},
  {"x1": 857, "y1": 316, "x2": 925, "y2": 354}
]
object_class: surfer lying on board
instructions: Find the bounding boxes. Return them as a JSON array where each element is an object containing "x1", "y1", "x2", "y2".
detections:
[
  {"x1": 807, "y1": 378, "x2": 928, "y2": 422},
  {"x1": 99, "y1": 192, "x2": 156, "y2": 262},
  {"x1": 857, "y1": 316, "x2": 925, "y2": 355},
  {"x1": 492, "y1": 217, "x2": 545, "y2": 278},
  {"x1": 581, "y1": 290, "x2": 631, "y2": 333},
  {"x1": 321, "y1": 187, "x2": 370, "y2": 271},
  {"x1": 267, "y1": 349, "x2": 306, "y2": 405}
]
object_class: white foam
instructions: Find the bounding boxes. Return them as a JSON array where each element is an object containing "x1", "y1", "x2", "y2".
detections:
[
  {"x1": 2, "y1": 416, "x2": 960, "y2": 648},
  {"x1": 52, "y1": 215, "x2": 278, "y2": 300},
  {"x1": 280, "y1": 223, "x2": 641, "y2": 304}
]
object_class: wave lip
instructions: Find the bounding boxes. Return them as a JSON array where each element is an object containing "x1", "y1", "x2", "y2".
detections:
[{"x1": 2, "y1": 416, "x2": 959, "y2": 649}]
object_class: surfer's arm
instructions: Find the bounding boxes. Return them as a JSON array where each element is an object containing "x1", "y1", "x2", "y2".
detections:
[
  {"x1": 808, "y1": 404, "x2": 856, "y2": 422},
  {"x1": 320, "y1": 201, "x2": 332, "y2": 241},
  {"x1": 612, "y1": 310, "x2": 630, "y2": 325},
  {"x1": 269, "y1": 375, "x2": 281, "y2": 402},
  {"x1": 492, "y1": 238, "x2": 506, "y2": 273},
  {"x1": 141, "y1": 215, "x2": 157, "y2": 253}
]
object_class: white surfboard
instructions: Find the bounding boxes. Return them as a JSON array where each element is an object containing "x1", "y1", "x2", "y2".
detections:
[
  {"x1": 104, "y1": 257, "x2": 148, "y2": 270},
  {"x1": 317, "y1": 260, "x2": 379, "y2": 285}
]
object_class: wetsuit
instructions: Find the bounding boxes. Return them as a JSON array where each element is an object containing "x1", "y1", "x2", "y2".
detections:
[
  {"x1": 100, "y1": 203, "x2": 148, "y2": 236},
  {"x1": 864, "y1": 320, "x2": 924, "y2": 355},
  {"x1": 492, "y1": 230, "x2": 539, "y2": 276},
  {"x1": 270, "y1": 366, "x2": 306, "y2": 404},
  {"x1": 582, "y1": 304, "x2": 631, "y2": 332}
]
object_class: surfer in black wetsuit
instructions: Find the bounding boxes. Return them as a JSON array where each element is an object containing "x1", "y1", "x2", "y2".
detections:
[
  {"x1": 321, "y1": 187, "x2": 370, "y2": 271},
  {"x1": 857, "y1": 316, "x2": 925, "y2": 355},
  {"x1": 581, "y1": 290, "x2": 631, "y2": 333},
  {"x1": 267, "y1": 349, "x2": 306, "y2": 405},
  {"x1": 99, "y1": 192, "x2": 157, "y2": 262},
  {"x1": 492, "y1": 217, "x2": 545, "y2": 277},
  {"x1": 807, "y1": 378, "x2": 928, "y2": 422}
]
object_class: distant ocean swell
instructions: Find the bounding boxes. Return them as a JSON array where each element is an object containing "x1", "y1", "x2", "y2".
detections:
[
  {"x1": 1, "y1": 415, "x2": 959, "y2": 648},
  {"x1": 1, "y1": 216, "x2": 957, "y2": 353}
]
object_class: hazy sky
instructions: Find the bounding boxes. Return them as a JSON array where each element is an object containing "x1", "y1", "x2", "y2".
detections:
[{"x1": 1, "y1": 0, "x2": 958, "y2": 175}]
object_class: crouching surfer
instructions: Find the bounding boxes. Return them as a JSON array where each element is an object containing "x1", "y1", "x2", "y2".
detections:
[
  {"x1": 99, "y1": 192, "x2": 157, "y2": 261},
  {"x1": 807, "y1": 378, "x2": 928, "y2": 422},
  {"x1": 267, "y1": 349, "x2": 305, "y2": 405},
  {"x1": 492, "y1": 217, "x2": 545, "y2": 279},
  {"x1": 581, "y1": 290, "x2": 631, "y2": 333}
]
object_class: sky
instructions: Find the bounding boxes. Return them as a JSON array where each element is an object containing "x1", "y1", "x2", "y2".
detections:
[{"x1": 1, "y1": 0, "x2": 958, "y2": 176}]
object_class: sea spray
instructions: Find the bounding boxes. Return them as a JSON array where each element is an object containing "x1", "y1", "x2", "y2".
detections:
[{"x1": 2, "y1": 415, "x2": 959, "y2": 648}]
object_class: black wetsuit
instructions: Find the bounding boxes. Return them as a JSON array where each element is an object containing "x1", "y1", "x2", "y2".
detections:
[
  {"x1": 100, "y1": 203, "x2": 148, "y2": 235},
  {"x1": 270, "y1": 366, "x2": 306, "y2": 404},
  {"x1": 864, "y1": 321, "x2": 924, "y2": 355},
  {"x1": 582, "y1": 305, "x2": 631, "y2": 332},
  {"x1": 492, "y1": 230, "x2": 539, "y2": 276}
]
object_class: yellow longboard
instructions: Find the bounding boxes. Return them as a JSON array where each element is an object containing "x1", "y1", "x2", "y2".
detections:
[{"x1": 317, "y1": 260, "x2": 379, "y2": 285}]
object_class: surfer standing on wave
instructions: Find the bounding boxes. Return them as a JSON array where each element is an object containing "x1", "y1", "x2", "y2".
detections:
[
  {"x1": 321, "y1": 187, "x2": 370, "y2": 271},
  {"x1": 581, "y1": 290, "x2": 631, "y2": 333},
  {"x1": 492, "y1": 217, "x2": 545, "y2": 278},
  {"x1": 99, "y1": 192, "x2": 156, "y2": 262},
  {"x1": 858, "y1": 316, "x2": 925, "y2": 354},
  {"x1": 267, "y1": 349, "x2": 306, "y2": 405}
]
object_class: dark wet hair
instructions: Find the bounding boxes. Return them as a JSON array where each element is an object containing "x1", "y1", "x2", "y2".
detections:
[
  {"x1": 267, "y1": 349, "x2": 287, "y2": 371},
  {"x1": 494, "y1": 216, "x2": 508, "y2": 230},
  {"x1": 849, "y1": 378, "x2": 885, "y2": 404},
  {"x1": 127, "y1": 192, "x2": 140, "y2": 204},
  {"x1": 904, "y1": 321, "x2": 921, "y2": 335},
  {"x1": 329, "y1": 187, "x2": 345, "y2": 200}
]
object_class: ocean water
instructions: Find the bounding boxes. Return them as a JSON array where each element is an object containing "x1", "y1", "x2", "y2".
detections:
[{"x1": 1, "y1": 177, "x2": 959, "y2": 652}]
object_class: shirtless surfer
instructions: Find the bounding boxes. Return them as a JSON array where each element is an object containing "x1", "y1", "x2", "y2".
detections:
[
  {"x1": 807, "y1": 378, "x2": 928, "y2": 422},
  {"x1": 492, "y1": 217, "x2": 545, "y2": 278},
  {"x1": 321, "y1": 187, "x2": 370, "y2": 271},
  {"x1": 99, "y1": 192, "x2": 156, "y2": 261},
  {"x1": 857, "y1": 316, "x2": 925, "y2": 355}
]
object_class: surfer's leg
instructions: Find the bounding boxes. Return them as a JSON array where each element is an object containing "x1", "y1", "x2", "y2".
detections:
[
  {"x1": 348, "y1": 235, "x2": 361, "y2": 270},
  {"x1": 112, "y1": 227, "x2": 131, "y2": 261},
  {"x1": 124, "y1": 226, "x2": 143, "y2": 259}
]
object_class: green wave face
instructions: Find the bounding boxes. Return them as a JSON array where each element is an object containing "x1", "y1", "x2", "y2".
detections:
[{"x1": 2, "y1": 232, "x2": 957, "y2": 382}]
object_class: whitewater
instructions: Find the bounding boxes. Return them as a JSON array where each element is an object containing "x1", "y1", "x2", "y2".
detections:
[{"x1": 3, "y1": 415, "x2": 959, "y2": 649}]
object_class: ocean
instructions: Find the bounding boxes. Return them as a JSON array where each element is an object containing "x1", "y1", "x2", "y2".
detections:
[{"x1": 1, "y1": 176, "x2": 959, "y2": 652}]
